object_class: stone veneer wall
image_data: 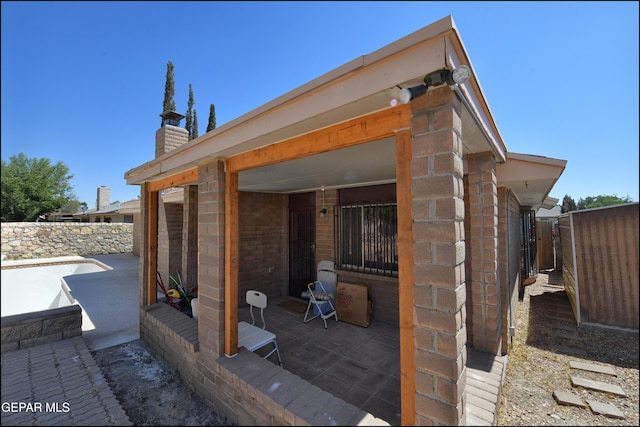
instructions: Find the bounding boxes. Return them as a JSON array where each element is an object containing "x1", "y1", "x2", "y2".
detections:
[{"x1": 1, "y1": 222, "x2": 133, "y2": 260}]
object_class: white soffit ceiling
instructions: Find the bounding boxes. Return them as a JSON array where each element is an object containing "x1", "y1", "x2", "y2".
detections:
[
  {"x1": 497, "y1": 154, "x2": 566, "y2": 208},
  {"x1": 238, "y1": 137, "x2": 396, "y2": 193}
]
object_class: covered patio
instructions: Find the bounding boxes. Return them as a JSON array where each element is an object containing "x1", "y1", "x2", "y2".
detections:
[
  {"x1": 127, "y1": 15, "x2": 563, "y2": 425},
  {"x1": 235, "y1": 295, "x2": 505, "y2": 426}
]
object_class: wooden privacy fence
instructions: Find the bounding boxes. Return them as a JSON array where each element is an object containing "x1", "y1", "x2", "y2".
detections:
[{"x1": 558, "y1": 203, "x2": 639, "y2": 330}]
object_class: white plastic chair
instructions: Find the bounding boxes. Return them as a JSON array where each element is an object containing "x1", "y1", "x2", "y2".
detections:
[{"x1": 238, "y1": 290, "x2": 282, "y2": 366}]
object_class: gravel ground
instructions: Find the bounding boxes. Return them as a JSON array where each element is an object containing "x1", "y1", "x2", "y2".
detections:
[
  {"x1": 93, "y1": 340, "x2": 230, "y2": 426},
  {"x1": 496, "y1": 270, "x2": 639, "y2": 426}
]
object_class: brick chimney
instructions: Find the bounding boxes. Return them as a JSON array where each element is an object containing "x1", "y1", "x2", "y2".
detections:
[
  {"x1": 96, "y1": 186, "x2": 110, "y2": 210},
  {"x1": 155, "y1": 110, "x2": 188, "y2": 158}
]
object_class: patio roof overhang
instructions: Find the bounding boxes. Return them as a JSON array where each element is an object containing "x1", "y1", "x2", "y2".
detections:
[
  {"x1": 125, "y1": 15, "x2": 508, "y2": 194},
  {"x1": 496, "y1": 152, "x2": 567, "y2": 210}
]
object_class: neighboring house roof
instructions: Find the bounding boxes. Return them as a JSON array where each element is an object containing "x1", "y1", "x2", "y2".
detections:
[
  {"x1": 537, "y1": 204, "x2": 562, "y2": 218},
  {"x1": 74, "y1": 199, "x2": 140, "y2": 218},
  {"x1": 117, "y1": 199, "x2": 141, "y2": 214},
  {"x1": 126, "y1": 15, "x2": 508, "y2": 192}
]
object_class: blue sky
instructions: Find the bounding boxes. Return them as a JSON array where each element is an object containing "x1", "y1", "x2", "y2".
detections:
[{"x1": 2, "y1": 1, "x2": 638, "y2": 208}]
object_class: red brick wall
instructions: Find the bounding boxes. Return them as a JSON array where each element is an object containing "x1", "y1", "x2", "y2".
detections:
[
  {"x1": 238, "y1": 192, "x2": 288, "y2": 301},
  {"x1": 315, "y1": 188, "x2": 337, "y2": 265}
]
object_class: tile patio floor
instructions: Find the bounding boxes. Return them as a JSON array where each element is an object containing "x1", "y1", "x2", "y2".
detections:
[{"x1": 239, "y1": 294, "x2": 506, "y2": 426}]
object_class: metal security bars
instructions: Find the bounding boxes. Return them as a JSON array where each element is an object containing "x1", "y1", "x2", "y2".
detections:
[{"x1": 336, "y1": 203, "x2": 398, "y2": 276}]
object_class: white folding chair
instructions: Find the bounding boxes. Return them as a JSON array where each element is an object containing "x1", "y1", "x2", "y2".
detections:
[
  {"x1": 238, "y1": 290, "x2": 282, "y2": 366},
  {"x1": 303, "y1": 280, "x2": 338, "y2": 328}
]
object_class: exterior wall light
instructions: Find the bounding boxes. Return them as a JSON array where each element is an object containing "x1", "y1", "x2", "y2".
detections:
[
  {"x1": 319, "y1": 186, "x2": 327, "y2": 217},
  {"x1": 399, "y1": 85, "x2": 428, "y2": 104},
  {"x1": 398, "y1": 65, "x2": 471, "y2": 104}
]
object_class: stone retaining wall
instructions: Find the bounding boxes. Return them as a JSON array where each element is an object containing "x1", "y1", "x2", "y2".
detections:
[{"x1": 1, "y1": 222, "x2": 133, "y2": 260}]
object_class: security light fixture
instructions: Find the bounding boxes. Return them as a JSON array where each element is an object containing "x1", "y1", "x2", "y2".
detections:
[
  {"x1": 398, "y1": 85, "x2": 428, "y2": 104},
  {"x1": 398, "y1": 65, "x2": 471, "y2": 104},
  {"x1": 319, "y1": 186, "x2": 327, "y2": 217}
]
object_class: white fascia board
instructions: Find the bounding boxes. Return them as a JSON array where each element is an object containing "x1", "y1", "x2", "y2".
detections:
[
  {"x1": 126, "y1": 30, "x2": 450, "y2": 184},
  {"x1": 445, "y1": 36, "x2": 507, "y2": 162},
  {"x1": 126, "y1": 15, "x2": 503, "y2": 185}
]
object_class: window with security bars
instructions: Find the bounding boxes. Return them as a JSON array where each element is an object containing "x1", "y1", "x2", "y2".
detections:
[{"x1": 337, "y1": 203, "x2": 398, "y2": 276}]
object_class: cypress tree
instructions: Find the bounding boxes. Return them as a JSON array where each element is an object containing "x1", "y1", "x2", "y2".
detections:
[
  {"x1": 161, "y1": 61, "x2": 176, "y2": 126},
  {"x1": 206, "y1": 103, "x2": 217, "y2": 132},
  {"x1": 192, "y1": 110, "x2": 199, "y2": 139},
  {"x1": 185, "y1": 83, "x2": 194, "y2": 139}
]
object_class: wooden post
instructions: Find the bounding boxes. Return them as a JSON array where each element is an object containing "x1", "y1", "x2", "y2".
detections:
[
  {"x1": 396, "y1": 129, "x2": 416, "y2": 426},
  {"x1": 224, "y1": 169, "x2": 239, "y2": 356},
  {"x1": 144, "y1": 184, "x2": 158, "y2": 305}
]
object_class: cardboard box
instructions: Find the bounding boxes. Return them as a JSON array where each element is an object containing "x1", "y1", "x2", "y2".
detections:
[{"x1": 336, "y1": 282, "x2": 373, "y2": 327}]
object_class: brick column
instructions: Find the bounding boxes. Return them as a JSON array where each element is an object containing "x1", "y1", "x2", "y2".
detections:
[
  {"x1": 410, "y1": 87, "x2": 467, "y2": 426},
  {"x1": 465, "y1": 152, "x2": 501, "y2": 354},
  {"x1": 197, "y1": 159, "x2": 226, "y2": 358},
  {"x1": 182, "y1": 185, "x2": 198, "y2": 290},
  {"x1": 157, "y1": 200, "x2": 183, "y2": 285}
]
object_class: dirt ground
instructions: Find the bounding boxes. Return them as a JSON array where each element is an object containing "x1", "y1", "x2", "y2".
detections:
[
  {"x1": 93, "y1": 340, "x2": 230, "y2": 426},
  {"x1": 496, "y1": 271, "x2": 639, "y2": 426}
]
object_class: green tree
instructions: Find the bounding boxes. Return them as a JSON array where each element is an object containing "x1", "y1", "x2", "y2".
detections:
[
  {"x1": 561, "y1": 195, "x2": 577, "y2": 213},
  {"x1": 1, "y1": 153, "x2": 78, "y2": 222},
  {"x1": 185, "y1": 83, "x2": 194, "y2": 139},
  {"x1": 60, "y1": 200, "x2": 83, "y2": 214},
  {"x1": 161, "y1": 60, "x2": 176, "y2": 125},
  {"x1": 206, "y1": 103, "x2": 216, "y2": 132},
  {"x1": 577, "y1": 194, "x2": 633, "y2": 210},
  {"x1": 192, "y1": 110, "x2": 199, "y2": 139}
]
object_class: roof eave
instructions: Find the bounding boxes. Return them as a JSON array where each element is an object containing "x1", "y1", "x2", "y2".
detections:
[{"x1": 125, "y1": 15, "x2": 507, "y2": 185}]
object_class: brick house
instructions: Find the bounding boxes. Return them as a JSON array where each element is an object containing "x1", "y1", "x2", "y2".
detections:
[{"x1": 125, "y1": 16, "x2": 565, "y2": 425}]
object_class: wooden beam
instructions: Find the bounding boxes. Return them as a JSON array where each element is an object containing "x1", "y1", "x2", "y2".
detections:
[
  {"x1": 144, "y1": 184, "x2": 158, "y2": 305},
  {"x1": 396, "y1": 129, "x2": 416, "y2": 426},
  {"x1": 226, "y1": 105, "x2": 411, "y2": 172},
  {"x1": 147, "y1": 167, "x2": 198, "y2": 192},
  {"x1": 224, "y1": 169, "x2": 239, "y2": 357}
]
